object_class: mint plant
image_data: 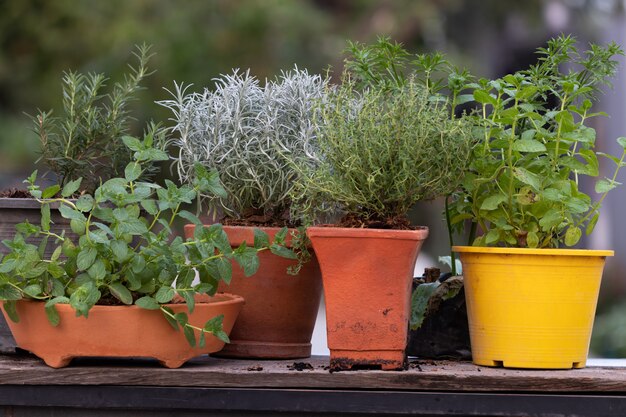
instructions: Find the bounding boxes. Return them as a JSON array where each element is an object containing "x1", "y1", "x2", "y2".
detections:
[
  {"x1": 0, "y1": 135, "x2": 296, "y2": 347},
  {"x1": 450, "y1": 35, "x2": 626, "y2": 248},
  {"x1": 31, "y1": 44, "x2": 158, "y2": 193}
]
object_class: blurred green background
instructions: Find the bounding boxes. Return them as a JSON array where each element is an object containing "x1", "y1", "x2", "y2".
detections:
[{"x1": 1, "y1": 0, "x2": 626, "y2": 357}]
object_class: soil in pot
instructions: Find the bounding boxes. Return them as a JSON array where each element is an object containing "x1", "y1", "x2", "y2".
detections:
[
  {"x1": 185, "y1": 224, "x2": 323, "y2": 359},
  {"x1": 2, "y1": 293, "x2": 244, "y2": 368},
  {"x1": 308, "y1": 225, "x2": 429, "y2": 371}
]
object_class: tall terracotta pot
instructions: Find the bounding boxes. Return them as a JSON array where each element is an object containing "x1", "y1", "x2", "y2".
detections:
[
  {"x1": 307, "y1": 226, "x2": 429, "y2": 371},
  {"x1": 184, "y1": 225, "x2": 322, "y2": 359}
]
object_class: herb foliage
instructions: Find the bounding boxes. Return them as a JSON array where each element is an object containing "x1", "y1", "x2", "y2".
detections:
[{"x1": 0, "y1": 136, "x2": 296, "y2": 347}]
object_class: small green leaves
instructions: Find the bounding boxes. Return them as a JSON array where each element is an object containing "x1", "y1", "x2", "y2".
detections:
[
  {"x1": 564, "y1": 227, "x2": 582, "y2": 247},
  {"x1": 480, "y1": 194, "x2": 506, "y2": 211},
  {"x1": 232, "y1": 245, "x2": 260, "y2": 277},
  {"x1": 253, "y1": 229, "x2": 270, "y2": 248},
  {"x1": 61, "y1": 178, "x2": 82, "y2": 198},
  {"x1": 3, "y1": 300, "x2": 19, "y2": 323},
  {"x1": 204, "y1": 314, "x2": 230, "y2": 343},
  {"x1": 410, "y1": 282, "x2": 440, "y2": 330},
  {"x1": 595, "y1": 179, "x2": 620, "y2": 193},
  {"x1": 109, "y1": 283, "x2": 133, "y2": 305},
  {"x1": 77, "y1": 247, "x2": 97, "y2": 270},
  {"x1": 135, "y1": 296, "x2": 160, "y2": 310},
  {"x1": 124, "y1": 162, "x2": 142, "y2": 182},
  {"x1": 42, "y1": 185, "x2": 61, "y2": 199},
  {"x1": 155, "y1": 286, "x2": 175, "y2": 304}
]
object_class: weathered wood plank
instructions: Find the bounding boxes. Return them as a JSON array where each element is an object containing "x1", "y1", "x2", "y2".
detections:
[{"x1": 0, "y1": 353, "x2": 625, "y2": 393}]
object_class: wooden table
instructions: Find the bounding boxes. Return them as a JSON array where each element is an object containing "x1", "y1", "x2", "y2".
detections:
[{"x1": 0, "y1": 353, "x2": 625, "y2": 416}]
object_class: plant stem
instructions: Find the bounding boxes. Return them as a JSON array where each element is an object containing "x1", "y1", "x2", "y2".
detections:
[{"x1": 444, "y1": 195, "x2": 457, "y2": 275}]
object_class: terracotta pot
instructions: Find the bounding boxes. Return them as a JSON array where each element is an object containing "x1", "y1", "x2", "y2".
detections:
[
  {"x1": 184, "y1": 225, "x2": 322, "y2": 359},
  {"x1": 307, "y1": 226, "x2": 429, "y2": 371},
  {"x1": 0, "y1": 198, "x2": 78, "y2": 353},
  {"x1": 2, "y1": 293, "x2": 244, "y2": 368}
]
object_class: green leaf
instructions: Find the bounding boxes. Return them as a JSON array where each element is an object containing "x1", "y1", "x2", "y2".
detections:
[
  {"x1": 41, "y1": 184, "x2": 61, "y2": 199},
  {"x1": 77, "y1": 247, "x2": 97, "y2": 270},
  {"x1": 512, "y1": 139, "x2": 546, "y2": 153},
  {"x1": 155, "y1": 286, "x2": 175, "y2": 304},
  {"x1": 513, "y1": 167, "x2": 542, "y2": 191},
  {"x1": 410, "y1": 282, "x2": 440, "y2": 330},
  {"x1": 183, "y1": 325, "x2": 196, "y2": 347},
  {"x1": 109, "y1": 283, "x2": 133, "y2": 305},
  {"x1": 253, "y1": 229, "x2": 270, "y2": 248},
  {"x1": 203, "y1": 314, "x2": 229, "y2": 343},
  {"x1": 75, "y1": 195, "x2": 94, "y2": 212},
  {"x1": 50, "y1": 246, "x2": 63, "y2": 262},
  {"x1": 161, "y1": 306, "x2": 179, "y2": 330},
  {"x1": 617, "y1": 137, "x2": 626, "y2": 149},
  {"x1": 480, "y1": 194, "x2": 507, "y2": 211},
  {"x1": 44, "y1": 296, "x2": 69, "y2": 308},
  {"x1": 527, "y1": 231, "x2": 539, "y2": 248},
  {"x1": 564, "y1": 227, "x2": 582, "y2": 247},
  {"x1": 485, "y1": 229, "x2": 500, "y2": 245},
  {"x1": 269, "y1": 243, "x2": 297, "y2": 260},
  {"x1": 216, "y1": 257, "x2": 232, "y2": 284},
  {"x1": 88, "y1": 259, "x2": 106, "y2": 280},
  {"x1": 586, "y1": 213, "x2": 600, "y2": 236},
  {"x1": 23, "y1": 284, "x2": 42, "y2": 298},
  {"x1": 3, "y1": 300, "x2": 19, "y2": 323},
  {"x1": 70, "y1": 218, "x2": 86, "y2": 235},
  {"x1": 140, "y1": 199, "x2": 158, "y2": 215},
  {"x1": 45, "y1": 305, "x2": 60, "y2": 327},
  {"x1": 124, "y1": 162, "x2": 142, "y2": 182},
  {"x1": 198, "y1": 332, "x2": 206, "y2": 348},
  {"x1": 538, "y1": 209, "x2": 563, "y2": 231},
  {"x1": 135, "y1": 296, "x2": 160, "y2": 310},
  {"x1": 178, "y1": 210, "x2": 202, "y2": 226},
  {"x1": 111, "y1": 240, "x2": 129, "y2": 263},
  {"x1": 595, "y1": 179, "x2": 619, "y2": 193},
  {"x1": 233, "y1": 245, "x2": 260, "y2": 277},
  {"x1": 59, "y1": 204, "x2": 85, "y2": 221},
  {"x1": 473, "y1": 89, "x2": 497, "y2": 106},
  {"x1": 61, "y1": 178, "x2": 82, "y2": 198},
  {"x1": 122, "y1": 136, "x2": 143, "y2": 152},
  {"x1": 41, "y1": 203, "x2": 51, "y2": 232}
]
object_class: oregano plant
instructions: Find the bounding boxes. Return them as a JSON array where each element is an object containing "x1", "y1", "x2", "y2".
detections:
[
  {"x1": 450, "y1": 35, "x2": 626, "y2": 248},
  {"x1": 0, "y1": 134, "x2": 296, "y2": 347}
]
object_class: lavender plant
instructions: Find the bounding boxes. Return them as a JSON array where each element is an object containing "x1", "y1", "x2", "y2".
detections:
[{"x1": 160, "y1": 67, "x2": 328, "y2": 227}]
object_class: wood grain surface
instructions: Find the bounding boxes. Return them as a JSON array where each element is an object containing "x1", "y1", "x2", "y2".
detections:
[{"x1": 0, "y1": 353, "x2": 625, "y2": 393}]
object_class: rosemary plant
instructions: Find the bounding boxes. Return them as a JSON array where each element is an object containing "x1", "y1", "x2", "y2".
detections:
[
  {"x1": 31, "y1": 44, "x2": 157, "y2": 193},
  {"x1": 293, "y1": 75, "x2": 474, "y2": 228},
  {"x1": 160, "y1": 67, "x2": 328, "y2": 226}
]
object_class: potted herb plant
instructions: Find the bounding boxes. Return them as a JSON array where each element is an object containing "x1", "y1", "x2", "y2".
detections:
[
  {"x1": 343, "y1": 37, "x2": 475, "y2": 360},
  {"x1": 296, "y1": 68, "x2": 474, "y2": 370},
  {"x1": 0, "y1": 45, "x2": 160, "y2": 353},
  {"x1": 0, "y1": 134, "x2": 296, "y2": 368},
  {"x1": 159, "y1": 68, "x2": 327, "y2": 359},
  {"x1": 450, "y1": 35, "x2": 625, "y2": 369}
]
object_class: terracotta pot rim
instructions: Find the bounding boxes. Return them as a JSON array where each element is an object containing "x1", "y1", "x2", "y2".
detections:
[
  {"x1": 452, "y1": 245, "x2": 613, "y2": 257},
  {"x1": 184, "y1": 224, "x2": 306, "y2": 248},
  {"x1": 306, "y1": 226, "x2": 429, "y2": 241},
  {"x1": 13, "y1": 293, "x2": 244, "y2": 311}
]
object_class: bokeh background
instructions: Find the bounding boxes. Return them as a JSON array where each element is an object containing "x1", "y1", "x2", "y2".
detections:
[{"x1": 1, "y1": 0, "x2": 626, "y2": 357}]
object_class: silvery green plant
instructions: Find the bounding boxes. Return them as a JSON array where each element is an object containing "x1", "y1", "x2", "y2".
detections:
[{"x1": 160, "y1": 67, "x2": 328, "y2": 226}]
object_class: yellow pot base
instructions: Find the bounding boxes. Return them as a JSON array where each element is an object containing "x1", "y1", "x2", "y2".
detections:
[{"x1": 472, "y1": 357, "x2": 586, "y2": 370}]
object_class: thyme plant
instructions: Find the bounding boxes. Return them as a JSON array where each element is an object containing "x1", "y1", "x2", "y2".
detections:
[
  {"x1": 293, "y1": 76, "x2": 473, "y2": 228},
  {"x1": 0, "y1": 135, "x2": 296, "y2": 347},
  {"x1": 449, "y1": 35, "x2": 626, "y2": 248},
  {"x1": 31, "y1": 44, "x2": 157, "y2": 193},
  {"x1": 160, "y1": 68, "x2": 328, "y2": 226}
]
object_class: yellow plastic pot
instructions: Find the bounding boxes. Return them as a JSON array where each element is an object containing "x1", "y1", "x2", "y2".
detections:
[{"x1": 453, "y1": 246, "x2": 613, "y2": 369}]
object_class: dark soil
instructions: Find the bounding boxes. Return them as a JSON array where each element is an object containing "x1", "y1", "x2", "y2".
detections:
[
  {"x1": 287, "y1": 362, "x2": 314, "y2": 371},
  {"x1": 334, "y1": 213, "x2": 416, "y2": 230},
  {"x1": 0, "y1": 189, "x2": 32, "y2": 198},
  {"x1": 222, "y1": 207, "x2": 299, "y2": 228}
]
